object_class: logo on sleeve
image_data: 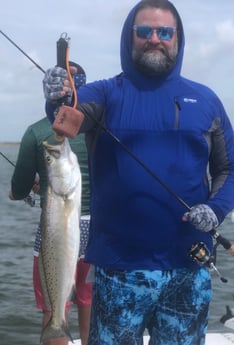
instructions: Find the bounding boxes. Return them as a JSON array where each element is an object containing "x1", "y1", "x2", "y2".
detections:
[{"x1": 183, "y1": 98, "x2": 197, "y2": 103}]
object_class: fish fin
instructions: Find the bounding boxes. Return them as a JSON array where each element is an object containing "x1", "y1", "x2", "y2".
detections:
[
  {"x1": 220, "y1": 305, "x2": 234, "y2": 324},
  {"x1": 40, "y1": 318, "x2": 72, "y2": 343}
]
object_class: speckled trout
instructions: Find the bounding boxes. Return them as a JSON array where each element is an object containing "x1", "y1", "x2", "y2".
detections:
[{"x1": 39, "y1": 138, "x2": 81, "y2": 342}]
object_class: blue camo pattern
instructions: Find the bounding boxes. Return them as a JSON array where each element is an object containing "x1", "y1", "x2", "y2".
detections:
[{"x1": 88, "y1": 267, "x2": 212, "y2": 345}]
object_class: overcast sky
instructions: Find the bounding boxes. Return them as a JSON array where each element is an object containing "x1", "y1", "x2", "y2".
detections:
[{"x1": 1, "y1": 0, "x2": 234, "y2": 142}]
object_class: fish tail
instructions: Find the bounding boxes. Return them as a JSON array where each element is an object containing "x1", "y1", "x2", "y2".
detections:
[{"x1": 40, "y1": 319, "x2": 73, "y2": 343}]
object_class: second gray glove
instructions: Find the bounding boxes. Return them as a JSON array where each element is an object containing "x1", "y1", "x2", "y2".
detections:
[{"x1": 183, "y1": 204, "x2": 219, "y2": 232}]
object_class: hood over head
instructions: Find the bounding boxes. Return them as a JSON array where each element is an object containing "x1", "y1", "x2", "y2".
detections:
[{"x1": 120, "y1": 0, "x2": 185, "y2": 89}]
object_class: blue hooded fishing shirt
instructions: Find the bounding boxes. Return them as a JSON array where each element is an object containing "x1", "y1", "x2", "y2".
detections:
[{"x1": 48, "y1": 2, "x2": 234, "y2": 270}]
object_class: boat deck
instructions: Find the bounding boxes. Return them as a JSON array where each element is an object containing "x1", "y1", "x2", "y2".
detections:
[{"x1": 70, "y1": 333, "x2": 234, "y2": 344}]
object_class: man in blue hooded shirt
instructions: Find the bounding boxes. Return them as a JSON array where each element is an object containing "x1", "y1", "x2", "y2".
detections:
[{"x1": 43, "y1": 0, "x2": 234, "y2": 344}]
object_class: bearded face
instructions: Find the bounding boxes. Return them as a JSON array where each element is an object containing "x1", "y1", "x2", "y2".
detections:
[
  {"x1": 132, "y1": 8, "x2": 178, "y2": 76},
  {"x1": 132, "y1": 38, "x2": 178, "y2": 76}
]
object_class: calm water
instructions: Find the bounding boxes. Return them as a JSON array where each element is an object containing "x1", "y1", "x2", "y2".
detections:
[{"x1": 0, "y1": 144, "x2": 234, "y2": 345}]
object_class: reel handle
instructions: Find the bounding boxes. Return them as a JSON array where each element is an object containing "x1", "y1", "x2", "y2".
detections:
[
  {"x1": 55, "y1": 32, "x2": 71, "y2": 109},
  {"x1": 57, "y1": 32, "x2": 69, "y2": 68}
]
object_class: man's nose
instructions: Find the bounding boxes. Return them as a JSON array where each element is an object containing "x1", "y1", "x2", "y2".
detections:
[{"x1": 149, "y1": 29, "x2": 161, "y2": 43}]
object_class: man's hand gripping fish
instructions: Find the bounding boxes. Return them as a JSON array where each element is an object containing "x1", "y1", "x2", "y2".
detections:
[{"x1": 39, "y1": 138, "x2": 81, "y2": 342}]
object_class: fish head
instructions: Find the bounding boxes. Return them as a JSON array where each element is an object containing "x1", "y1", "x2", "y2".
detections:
[{"x1": 43, "y1": 138, "x2": 81, "y2": 197}]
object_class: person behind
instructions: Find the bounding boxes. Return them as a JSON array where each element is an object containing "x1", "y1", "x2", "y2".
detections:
[
  {"x1": 9, "y1": 66, "x2": 92, "y2": 345},
  {"x1": 43, "y1": 1, "x2": 234, "y2": 344}
]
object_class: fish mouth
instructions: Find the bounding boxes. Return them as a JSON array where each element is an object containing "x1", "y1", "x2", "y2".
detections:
[{"x1": 43, "y1": 140, "x2": 61, "y2": 149}]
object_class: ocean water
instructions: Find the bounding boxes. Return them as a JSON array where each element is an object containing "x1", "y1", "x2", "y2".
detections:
[{"x1": 0, "y1": 144, "x2": 234, "y2": 345}]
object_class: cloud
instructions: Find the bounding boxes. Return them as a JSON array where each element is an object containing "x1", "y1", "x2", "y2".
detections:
[
  {"x1": 1, "y1": 0, "x2": 234, "y2": 141},
  {"x1": 216, "y1": 19, "x2": 234, "y2": 43}
]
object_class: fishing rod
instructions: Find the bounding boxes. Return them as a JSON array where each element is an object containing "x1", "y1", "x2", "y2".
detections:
[
  {"x1": 0, "y1": 151, "x2": 36, "y2": 207},
  {"x1": 0, "y1": 151, "x2": 15, "y2": 167},
  {"x1": 0, "y1": 30, "x2": 45, "y2": 74},
  {"x1": 2, "y1": 30, "x2": 234, "y2": 262},
  {"x1": 85, "y1": 112, "x2": 233, "y2": 283},
  {"x1": 86, "y1": 114, "x2": 234, "y2": 253}
]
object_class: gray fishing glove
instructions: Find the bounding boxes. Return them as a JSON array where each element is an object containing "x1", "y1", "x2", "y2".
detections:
[
  {"x1": 183, "y1": 204, "x2": 219, "y2": 232},
  {"x1": 43, "y1": 66, "x2": 72, "y2": 102}
]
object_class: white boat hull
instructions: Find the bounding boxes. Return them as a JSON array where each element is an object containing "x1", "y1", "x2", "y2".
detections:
[{"x1": 70, "y1": 333, "x2": 234, "y2": 344}]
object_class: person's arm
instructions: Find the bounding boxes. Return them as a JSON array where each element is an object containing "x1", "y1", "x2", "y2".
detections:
[
  {"x1": 207, "y1": 123, "x2": 234, "y2": 223},
  {"x1": 10, "y1": 127, "x2": 38, "y2": 200},
  {"x1": 183, "y1": 103, "x2": 234, "y2": 230}
]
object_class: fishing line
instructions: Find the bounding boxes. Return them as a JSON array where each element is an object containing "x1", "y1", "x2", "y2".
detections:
[{"x1": 2, "y1": 30, "x2": 233, "y2": 257}]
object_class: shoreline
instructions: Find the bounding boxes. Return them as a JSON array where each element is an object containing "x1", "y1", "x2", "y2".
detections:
[{"x1": 0, "y1": 142, "x2": 20, "y2": 146}]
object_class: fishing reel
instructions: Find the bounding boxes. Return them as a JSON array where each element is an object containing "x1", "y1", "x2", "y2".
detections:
[{"x1": 189, "y1": 242, "x2": 227, "y2": 283}]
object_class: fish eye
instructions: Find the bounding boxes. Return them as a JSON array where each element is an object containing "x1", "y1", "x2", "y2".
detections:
[{"x1": 46, "y1": 155, "x2": 52, "y2": 164}]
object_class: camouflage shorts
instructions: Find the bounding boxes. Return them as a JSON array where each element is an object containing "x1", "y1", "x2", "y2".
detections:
[{"x1": 88, "y1": 266, "x2": 212, "y2": 345}]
